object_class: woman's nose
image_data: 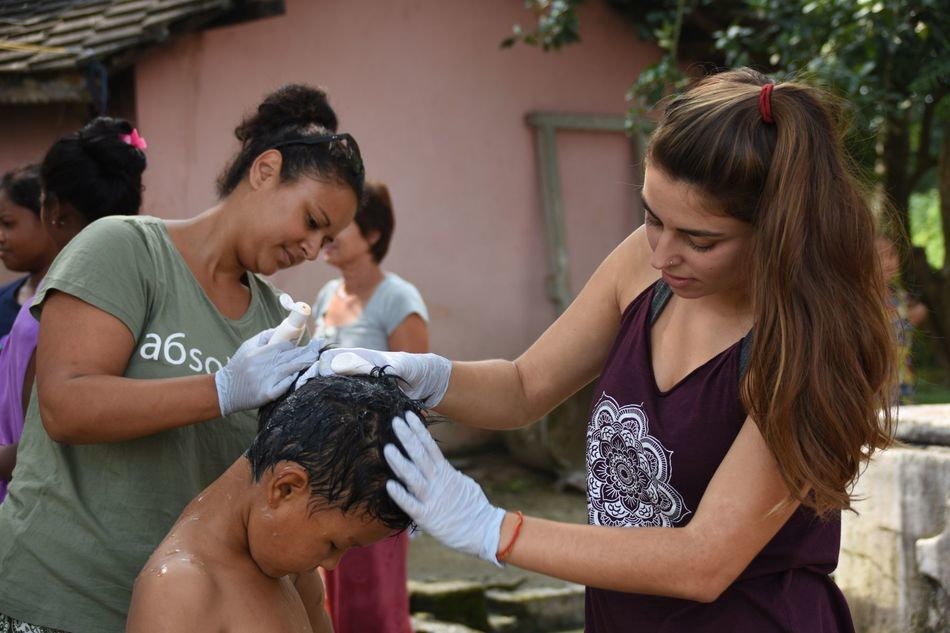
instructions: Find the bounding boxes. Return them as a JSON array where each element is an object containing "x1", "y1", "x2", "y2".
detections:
[
  {"x1": 649, "y1": 236, "x2": 677, "y2": 270},
  {"x1": 300, "y1": 238, "x2": 320, "y2": 262}
]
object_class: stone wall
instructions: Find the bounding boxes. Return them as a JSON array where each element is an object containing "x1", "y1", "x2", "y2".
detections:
[{"x1": 838, "y1": 405, "x2": 950, "y2": 633}]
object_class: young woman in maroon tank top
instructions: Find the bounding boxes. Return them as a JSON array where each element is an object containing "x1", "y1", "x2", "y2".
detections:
[{"x1": 307, "y1": 68, "x2": 896, "y2": 631}]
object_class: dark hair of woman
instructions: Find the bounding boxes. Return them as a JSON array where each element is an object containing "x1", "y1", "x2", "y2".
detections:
[
  {"x1": 355, "y1": 181, "x2": 395, "y2": 263},
  {"x1": 0, "y1": 164, "x2": 41, "y2": 215},
  {"x1": 648, "y1": 67, "x2": 896, "y2": 515},
  {"x1": 40, "y1": 116, "x2": 146, "y2": 221},
  {"x1": 216, "y1": 84, "x2": 365, "y2": 202}
]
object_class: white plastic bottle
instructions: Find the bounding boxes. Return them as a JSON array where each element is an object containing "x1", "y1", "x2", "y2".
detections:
[{"x1": 268, "y1": 293, "x2": 311, "y2": 346}]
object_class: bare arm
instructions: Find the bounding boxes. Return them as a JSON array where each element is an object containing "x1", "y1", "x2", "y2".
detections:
[
  {"x1": 436, "y1": 228, "x2": 656, "y2": 429},
  {"x1": 21, "y1": 349, "x2": 34, "y2": 417},
  {"x1": 294, "y1": 570, "x2": 333, "y2": 633},
  {"x1": 497, "y1": 416, "x2": 797, "y2": 601},
  {"x1": 388, "y1": 313, "x2": 429, "y2": 354},
  {"x1": 36, "y1": 291, "x2": 221, "y2": 444},
  {"x1": 0, "y1": 350, "x2": 37, "y2": 480},
  {"x1": 0, "y1": 444, "x2": 15, "y2": 480}
]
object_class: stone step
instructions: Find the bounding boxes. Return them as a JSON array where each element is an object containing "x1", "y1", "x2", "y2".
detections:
[
  {"x1": 409, "y1": 579, "x2": 586, "y2": 633},
  {"x1": 487, "y1": 613, "x2": 518, "y2": 632},
  {"x1": 409, "y1": 580, "x2": 491, "y2": 631},
  {"x1": 412, "y1": 613, "x2": 486, "y2": 633},
  {"x1": 485, "y1": 584, "x2": 586, "y2": 633}
]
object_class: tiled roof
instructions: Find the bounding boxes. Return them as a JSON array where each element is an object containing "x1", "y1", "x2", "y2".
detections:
[{"x1": 0, "y1": 0, "x2": 232, "y2": 73}]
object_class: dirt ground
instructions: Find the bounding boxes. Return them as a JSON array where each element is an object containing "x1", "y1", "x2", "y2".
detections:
[{"x1": 406, "y1": 448, "x2": 588, "y2": 589}]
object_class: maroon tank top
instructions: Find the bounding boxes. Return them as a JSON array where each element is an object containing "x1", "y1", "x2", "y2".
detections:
[{"x1": 585, "y1": 281, "x2": 855, "y2": 632}]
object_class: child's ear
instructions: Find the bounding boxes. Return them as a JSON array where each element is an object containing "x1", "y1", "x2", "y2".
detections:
[{"x1": 267, "y1": 462, "x2": 309, "y2": 507}]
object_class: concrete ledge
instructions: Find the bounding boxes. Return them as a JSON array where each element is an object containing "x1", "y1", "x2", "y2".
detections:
[
  {"x1": 839, "y1": 405, "x2": 950, "y2": 633},
  {"x1": 485, "y1": 584, "x2": 586, "y2": 633},
  {"x1": 412, "y1": 613, "x2": 486, "y2": 633},
  {"x1": 409, "y1": 580, "x2": 491, "y2": 631},
  {"x1": 896, "y1": 405, "x2": 950, "y2": 446}
]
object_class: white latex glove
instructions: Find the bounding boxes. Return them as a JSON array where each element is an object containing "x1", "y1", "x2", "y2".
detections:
[
  {"x1": 384, "y1": 412, "x2": 506, "y2": 566},
  {"x1": 295, "y1": 348, "x2": 451, "y2": 408},
  {"x1": 214, "y1": 329, "x2": 320, "y2": 416}
]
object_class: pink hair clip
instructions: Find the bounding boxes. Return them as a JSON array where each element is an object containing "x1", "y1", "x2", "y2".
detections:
[{"x1": 119, "y1": 128, "x2": 148, "y2": 151}]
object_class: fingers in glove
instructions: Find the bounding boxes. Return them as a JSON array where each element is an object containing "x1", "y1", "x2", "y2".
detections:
[
  {"x1": 255, "y1": 327, "x2": 277, "y2": 347},
  {"x1": 281, "y1": 343, "x2": 321, "y2": 367},
  {"x1": 391, "y1": 415, "x2": 439, "y2": 481},
  {"x1": 385, "y1": 479, "x2": 425, "y2": 519},
  {"x1": 383, "y1": 441, "x2": 429, "y2": 499},
  {"x1": 404, "y1": 411, "x2": 445, "y2": 466},
  {"x1": 294, "y1": 363, "x2": 319, "y2": 389},
  {"x1": 306, "y1": 338, "x2": 325, "y2": 354},
  {"x1": 325, "y1": 351, "x2": 377, "y2": 376},
  {"x1": 268, "y1": 372, "x2": 299, "y2": 399}
]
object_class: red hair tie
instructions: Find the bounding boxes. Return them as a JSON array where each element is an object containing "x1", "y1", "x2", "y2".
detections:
[{"x1": 759, "y1": 83, "x2": 775, "y2": 124}]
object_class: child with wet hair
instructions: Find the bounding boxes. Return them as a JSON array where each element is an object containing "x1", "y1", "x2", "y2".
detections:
[{"x1": 127, "y1": 372, "x2": 423, "y2": 633}]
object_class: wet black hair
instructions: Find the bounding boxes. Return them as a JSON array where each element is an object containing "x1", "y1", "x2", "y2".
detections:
[
  {"x1": 216, "y1": 84, "x2": 365, "y2": 203},
  {"x1": 248, "y1": 372, "x2": 425, "y2": 531},
  {"x1": 356, "y1": 181, "x2": 395, "y2": 263},
  {"x1": 40, "y1": 116, "x2": 146, "y2": 221},
  {"x1": 0, "y1": 164, "x2": 41, "y2": 215}
]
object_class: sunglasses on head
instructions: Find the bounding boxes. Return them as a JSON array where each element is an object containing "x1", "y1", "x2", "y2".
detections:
[{"x1": 271, "y1": 133, "x2": 364, "y2": 179}]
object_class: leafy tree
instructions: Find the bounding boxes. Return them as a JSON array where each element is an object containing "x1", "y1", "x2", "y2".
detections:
[{"x1": 506, "y1": 0, "x2": 950, "y2": 363}]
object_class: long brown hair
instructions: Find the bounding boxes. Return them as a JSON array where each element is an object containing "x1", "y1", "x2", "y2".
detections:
[{"x1": 648, "y1": 68, "x2": 896, "y2": 515}]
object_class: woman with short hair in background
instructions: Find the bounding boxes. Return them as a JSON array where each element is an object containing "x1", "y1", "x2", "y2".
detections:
[{"x1": 314, "y1": 181, "x2": 428, "y2": 633}]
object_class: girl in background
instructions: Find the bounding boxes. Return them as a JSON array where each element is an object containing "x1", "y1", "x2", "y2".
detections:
[
  {"x1": 0, "y1": 118, "x2": 146, "y2": 501},
  {"x1": 0, "y1": 165, "x2": 57, "y2": 337}
]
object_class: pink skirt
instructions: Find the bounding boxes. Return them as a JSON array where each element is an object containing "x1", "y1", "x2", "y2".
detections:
[{"x1": 325, "y1": 531, "x2": 412, "y2": 633}]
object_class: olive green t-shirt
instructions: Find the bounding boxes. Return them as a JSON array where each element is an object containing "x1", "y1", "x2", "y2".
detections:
[{"x1": 0, "y1": 216, "x2": 290, "y2": 633}]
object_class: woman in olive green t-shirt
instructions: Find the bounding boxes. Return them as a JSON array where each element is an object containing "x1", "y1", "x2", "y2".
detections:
[{"x1": 0, "y1": 84, "x2": 365, "y2": 633}]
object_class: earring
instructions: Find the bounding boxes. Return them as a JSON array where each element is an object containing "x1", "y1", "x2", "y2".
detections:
[{"x1": 668, "y1": 259, "x2": 674, "y2": 267}]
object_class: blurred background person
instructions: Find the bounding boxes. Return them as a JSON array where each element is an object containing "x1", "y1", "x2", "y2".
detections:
[
  {"x1": 314, "y1": 181, "x2": 428, "y2": 633},
  {"x1": 877, "y1": 234, "x2": 927, "y2": 403},
  {"x1": 0, "y1": 118, "x2": 146, "y2": 502},
  {"x1": 0, "y1": 164, "x2": 57, "y2": 339}
]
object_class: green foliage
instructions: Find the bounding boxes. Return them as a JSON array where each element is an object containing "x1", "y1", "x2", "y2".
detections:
[
  {"x1": 504, "y1": 0, "x2": 950, "y2": 181},
  {"x1": 501, "y1": 0, "x2": 585, "y2": 51},
  {"x1": 709, "y1": 0, "x2": 950, "y2": 175},
  {"x1": 909, "y1": 189, "x2": 945, "y2": 269}
]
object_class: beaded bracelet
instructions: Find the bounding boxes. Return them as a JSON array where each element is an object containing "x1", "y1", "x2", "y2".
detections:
[{"x1": 497, "y1": 511, "x2": 525, "y2": 562}]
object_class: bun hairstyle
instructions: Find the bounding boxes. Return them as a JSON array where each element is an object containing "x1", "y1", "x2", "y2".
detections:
[
  {"x1": 216, "y1": 84, "x2": 364, "y2": 201},
  {"x1": 0, "y1": 163, "x2": 42, "y2": 215},
  {"x1": 40, "y1": 116, "x2": 146, "y2": 221},
  {"x1": 648, "y1": 68, "x2": 896, "y2": 516}
]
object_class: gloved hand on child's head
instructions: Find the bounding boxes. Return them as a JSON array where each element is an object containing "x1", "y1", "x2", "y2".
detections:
[
  {"x1": 295, "y1": 348, "x2": 452, "y2": 408},
  {"x1": 214, "y1": 329, "x2": 321, "y2": 416},
  {"x1": 384, "y1": 411, "x2": 506, "y2": 566}
]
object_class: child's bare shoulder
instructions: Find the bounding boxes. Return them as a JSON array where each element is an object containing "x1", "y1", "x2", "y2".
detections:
[{"x1": 127, "y1": 552, "x2": 223, "y2": 632}]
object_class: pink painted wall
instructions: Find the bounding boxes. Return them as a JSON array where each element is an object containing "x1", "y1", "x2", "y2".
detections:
[{"x1": 138, "y1": 0, "x2": 657, "y2": 361}]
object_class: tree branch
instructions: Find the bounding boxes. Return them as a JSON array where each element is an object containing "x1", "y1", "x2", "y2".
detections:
[{"x1": 909, "y1": 90, "x2": 947, "y2": 189}]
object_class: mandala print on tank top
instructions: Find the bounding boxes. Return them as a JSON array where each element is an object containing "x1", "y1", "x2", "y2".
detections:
[{"x1": 587, "y1": 393, "x2": 690, "y2": 527}]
